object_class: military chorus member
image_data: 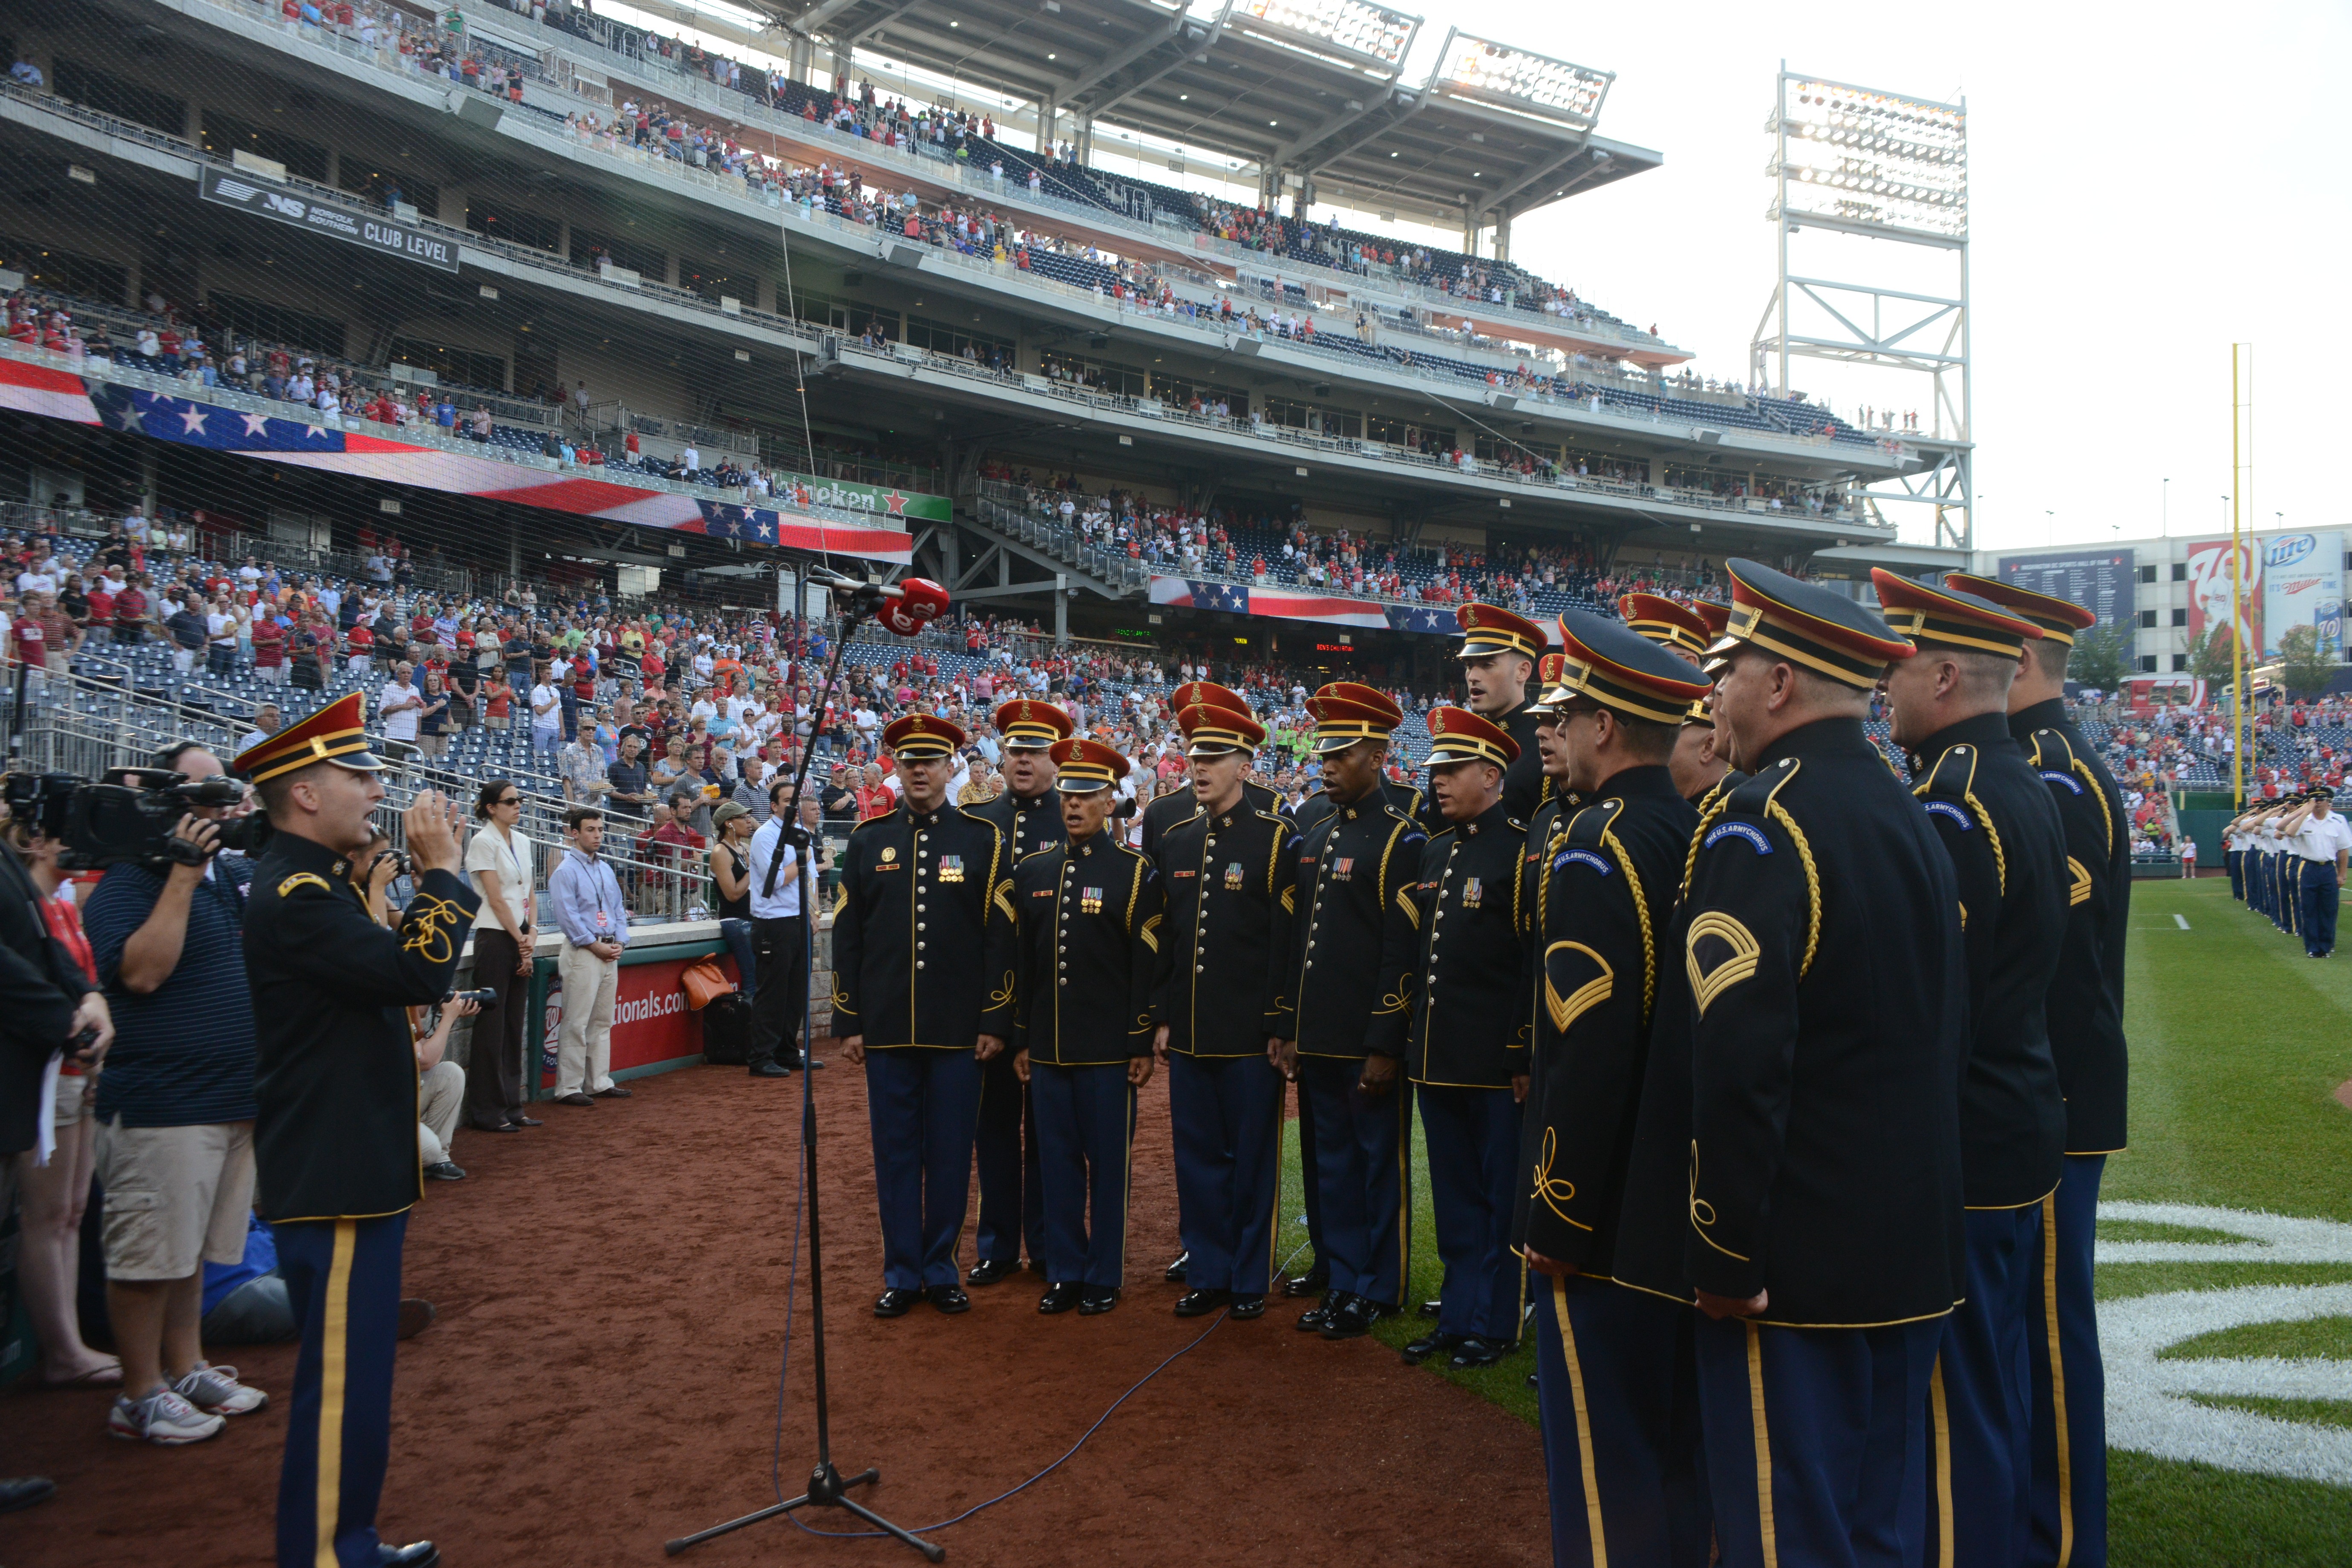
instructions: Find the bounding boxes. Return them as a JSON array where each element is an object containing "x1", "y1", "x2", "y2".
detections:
[
  {"x1": 1620, "y1": 596, "x2": 1734, "y2": 804},
  {"x1": 1516, "y1": 611, "x2": 1712, "y2": 1568},
  {"x1": 1948, "y1": 573, "x2": 2133, "y2": 1567},
  {"x1": 1612, "y1": 560, "x2": 1969, "y2": 1568},
  {"x1": 1875, "y1": 572, "x2": 2071, "y2": 1567},
  {"x1": 1272, "y1": 686, "x2": 1426, "y2": 1340},
  {"x1": 1150, "y1": 698, "x2": 1295, "y2": 1320},
  {"x1": 237, "y1": 692, "x2": 478, "y2": 1568},
  {"x1": 1393, "y1": 707, "x2": 1532, "y2": 1370},
  {"x1": 831, "y1": 712, "x2": 1019, "y2": 1318},
  {"x1": 1450, "y1": 603, "x2": 1553, "y2": 823},
  {"x1": 1010, "y1": 738, "x2": 1162, "y2": 1316},
  {"x1": 2279, "y1": 789, "x2": 2350, "y2": 957},
  {"x1": 964, "y1": 698, "x2": 1073, "y2": 1287},
  {"x1": 1139, "y1": 681, "x2": 1288, "y2": 1288}
]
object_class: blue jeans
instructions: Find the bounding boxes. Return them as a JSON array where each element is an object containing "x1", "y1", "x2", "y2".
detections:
[{"x1": 718, "y1": 917, "x2": 757, "y2": 1001}]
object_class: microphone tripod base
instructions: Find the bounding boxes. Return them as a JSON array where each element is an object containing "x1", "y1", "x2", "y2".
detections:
[{"x1": 662, "y1": 1461, "x2": 945, "y2": 1562}]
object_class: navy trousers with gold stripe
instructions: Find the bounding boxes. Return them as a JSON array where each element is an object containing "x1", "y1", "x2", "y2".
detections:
[
  {"x1": 1030, "y1": 1061, "x2": 1137, "y2": 1289},
  {"x1": 864, "y1": 1048, "x2": 983, "y2": 1289},
  {"x1": 974, "y1": 1054, "x2": 1044, "y2": 1265},
  {"x1": 276, "y1": 1212, "x2": 408, "y2": 1568},
  {"x1": 1294, "y1": 1074, "x2": 1326, "y2": 1280},
  {"x1": 1927, "y1": 1205, "x2": 2044, "y2": 1568},
  {"x1": 2026, "y1": 1154, "x2": 2107, "y2": 1568},
  {"x1": 1694, "y1": 1313, "x2": 1943, "y2": 1568},
  {"x1": 1535, "y1": 1276, "x2": 1709, "y2": 1568},
  {"x1": 1166, "y1": 1052, "x2": 1286, "y2": 1296},
  {"x1": 1297, "y1": 1058, "x2": 1411, "y2": 1307},
  {"x1": 1418, "y1": 1082, "x2": 1525, "y2": 1343}
]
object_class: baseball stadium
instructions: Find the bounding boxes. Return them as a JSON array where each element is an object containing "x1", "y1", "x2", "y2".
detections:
[{"x1": 0, "y1": 0, "x2": 2340, "y2": 1565}]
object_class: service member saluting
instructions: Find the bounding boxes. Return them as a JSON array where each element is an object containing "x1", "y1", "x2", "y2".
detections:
[
  {"x1": 1396, "y1": 706, "x2": 1530, "y2": 1372},
  {"x1": 1272, "y1": 687, "x2": 1425, "y2": 1340},
  {"x1": 831, "y1": 712, "x2": 1018, "y2": 1318},
  {"x1": 965, "y1": 698, "x2": 1073, "y2": 1288},
  {"x1": 1151, "y1": 698, "x2": 1294, "y2": 1320},
  {"x1": 1876, "y1": 571, "x2": 2070, "y2": 1568},
  {"x1": 1516, "y1": 611, "x2": 1711, "y2": 1568},
  {"x1": 239, "y1": 691, "x2": 478, "y2": 1568},
  {"x1": 1615, "y1": 560, "x2": 1968, "y2": 1568},
  {"x1": 1013, "y1": 738, "x2": 1162, "y2": 1317}
]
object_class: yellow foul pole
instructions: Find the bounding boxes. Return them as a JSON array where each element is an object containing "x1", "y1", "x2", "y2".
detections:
[{"x1": 2230, "y1": 343, "x2": 2246, "y2": 810}]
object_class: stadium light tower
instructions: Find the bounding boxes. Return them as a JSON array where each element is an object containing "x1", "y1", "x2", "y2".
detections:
[{"x1": 1751, "y1": 65, "x2": 1972, "y2": 550}]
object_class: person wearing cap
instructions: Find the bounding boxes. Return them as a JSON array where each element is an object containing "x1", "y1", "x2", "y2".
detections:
[
  {"x1": 1391, "y1": 707, "x2": 1529, "y2": 1372},
  {"x1": 1876, "y1": 570, "x2": 2070, "y2": 1567},
  {"x1": 2280, "y1": 788, "x2": 2350, "y2": 957},
  {"x1": 239, "y1": 692, "x2": 476, "y2": 1568},
  {"x1": 1613, "y1": 559, "x2": 1967, "y2": 1568},
  {"x1": 1620, "y1": 596, "x2": 1733, "y2": 807},
  {"x1": 1618, "y1": 594, "x2": 1713, "y2": 668},
  {"x1": 1272, "y1": 688, "x2": 1427, "y2": 1340},
  {"x1": 1945, "y1": 572, "x2": 2133, "y2": 1564},
  {"x1": 1150, "y1": 698, "x2": 1295, "y2": 1320},
  {"x1": 1010, "y1": 738, "x2": 1162, "y2": 1316},
  {"x1": 1451, "y1": 603, "x2": 1550, "y2": 824},
  {"x1": 831, "y1": 712, "x2": 1018, "y2": 1318},
  {"x1": 963, "y1": 700, "x2": 1074, "y2": 1287},
  {"x1": 1517, "y1": 610, "x2": 1709, "y2": 1568},
  {"x1": 1292, "y1": 683, "x2": 1421, "y2": 840}
]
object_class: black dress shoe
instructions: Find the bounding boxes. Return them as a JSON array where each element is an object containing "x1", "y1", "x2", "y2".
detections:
[
  {"x1": 748, "y1": 1061, "x2": 791, "y2": 1078},
  {"x1": 0, "y1": 1476, "x2": 55, "y2": 1514},
  {"x1": 422, "y1": 1162, "x2": 466, "y2": 1182},
  {"x1": 592, "y1": 1085, "x2": 633, "y2": 1098},
  {"x1": 510, "y1": 1114, "x2": 543, "y2": 1127},
  {"x1": 1078, "y1": 1286, "x2": 1120, "y2": 1316},
  {"x1": 378, "y1": 1543, "x2": 441, "y2": 1568},
  {"x1": 395, "y1": 1300, "x2": 436, "y2": 1340},
  {"x1": 1173, "y1": 1288, "x2": 1228, "y2": 1317},
  {"x1": 479, "y1": 1121, "x2": 520, "y2": 1133},
  {"x1": 1164, "y1": 1249, "x2": 1190, "y2": 1283},
  {"x1": 1402, "y1": 1330, "x2": 1469, "y2": 1366},
  {"x1": 1038, "y1": 1282, "x2": 1082, "y2": 1314},
  {"x1": 1319, "y1": 1294, "x2": 1379, "y2": 1340},
  {"x1": 874, "y1": 1287, "x2": 922, "y2": 1318},
  {"x1": 928, "y1": 1284, "x2": 971, "y2": 1315},
  {"x1": 1295, "y1": 1290, "x2": 1345, "y2": 1333},
  {"x1": 967, "y1": 1257, "x2": 1023, "y2": 1286},
  {"x1": 553, "y1": 1092, "x2": 595, "y2": 1107},
  {"x1": 1281, "y1": 1268, "x2": 1329, "y2": 1299},
  {"x1": 1228, "y1": 1294, "x2": 1266, "y2": 1320},
  {"x1": 1449, "y1": 1337, "x2": 1509, "y2": 1369},
  {"x1": 1527, "y1": 1372, "x2": 1539, "y2": 1391},
  {"x1": 1418, "y1": 1298, "x2": 1442, "y2": 1319}
]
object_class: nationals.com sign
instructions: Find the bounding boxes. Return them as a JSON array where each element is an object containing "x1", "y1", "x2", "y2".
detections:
[{"x1": 537, "y1": 953, "x2": 732, "y2": 1087}]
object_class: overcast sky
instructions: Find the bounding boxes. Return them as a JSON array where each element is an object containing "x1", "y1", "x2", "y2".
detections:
[{"x1": 1360, "y1": 0, "x2": 2352, "y2": 554}]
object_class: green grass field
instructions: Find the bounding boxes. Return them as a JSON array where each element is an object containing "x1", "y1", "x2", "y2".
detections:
[{"x1": 1270, "y1": 874, "x2": 2352, "y2": 1566}]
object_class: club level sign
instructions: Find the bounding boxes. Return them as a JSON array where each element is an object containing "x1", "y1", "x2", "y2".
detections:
[{"x1": 199, "y1": 167, "x2": 460, "y2": 274}]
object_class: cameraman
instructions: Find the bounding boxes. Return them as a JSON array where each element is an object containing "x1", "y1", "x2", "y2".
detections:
[{"x1": 81, "y1": 742, "x2": 268, "y2": 1445}]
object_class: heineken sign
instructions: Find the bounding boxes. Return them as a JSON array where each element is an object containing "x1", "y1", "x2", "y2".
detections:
[{"x1": 766, "y1": 473, "x2": 949, "y2": 524}]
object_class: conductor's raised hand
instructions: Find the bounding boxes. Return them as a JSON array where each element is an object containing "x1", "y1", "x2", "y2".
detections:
[{"x1": 404, "y1": 789, "x2": 461, "y2": 875}]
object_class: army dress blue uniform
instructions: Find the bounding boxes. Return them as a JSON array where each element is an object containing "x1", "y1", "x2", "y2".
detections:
[
  {"x1": 966, "y1": 697, "x2": 1074, "y2": 1276},
  {"x1": 1617, "y1": 562, "x2": 1969, "y2": 1568},
  {"x1": 1153, "y1": 780, "x2": 1295, "y2": 1303},
  {"x1": 831, "y1": 735, "x2": 1018, "y2": 1297},
  {"x1": 236, "y1": 695, "x2": 479, "y2": 1568}
]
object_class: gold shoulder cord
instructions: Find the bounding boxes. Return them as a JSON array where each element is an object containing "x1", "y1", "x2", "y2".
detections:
[
  {"x1": 1683, "y1": 791, "x2": 1735, "y2": 896},
  {"x1": 1602, "y1": 827, "x2": 1657, "y2": 1023},
  {"x1": 1762, "y1": 801, "x2": 1822, "y2": 980}
]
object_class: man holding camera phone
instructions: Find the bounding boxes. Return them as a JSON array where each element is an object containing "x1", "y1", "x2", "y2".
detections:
[
  {"x1": 238, "y1": 692, "x2": 477, "y2": 1568},
  {"x1": 80, "y1": 741, "x2": 269, "y2": 1447}
]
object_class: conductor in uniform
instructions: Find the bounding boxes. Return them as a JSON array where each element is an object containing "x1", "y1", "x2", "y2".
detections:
[
  {"x1": 1516, "y1": 610, "x2": 1710, "y2": 1568},
  {"x1": 966, "y1": 698, "x2": 1072, "y2": 1286},
  {"x1": 1272, "y1": 688, "x2": 1424, "y2": 1340},
  {"x1": 1948, "y1": 571, "x2": 2134, "y2": 1567},
  {"x1": 1151, "y1": 699, "x2": 1294, "y2": 1320},
  {"x1": 1012, "y1": 738, "x2": 1161, "y2": 1317},
  {"x1": 1876, "y1": 571, "x2": 2069, "y2": 1568},
  {"x1": 832, "y1": 712, "x2": 1018, "y2": 1317},
  {"x1": 238, "y1": 692, "x2": 477, "y2": 1568},
  {"x1": 1396, "y1": 708, "x2": 1530, "y2": 1371},
  {"x1": 1618, "y1": 560, "x2": 1968, "y2": 1568}
]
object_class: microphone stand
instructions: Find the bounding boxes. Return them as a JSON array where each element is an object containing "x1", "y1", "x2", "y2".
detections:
[{"x1": 667, "y1": 590, "x2": 947, "y2": 1562}]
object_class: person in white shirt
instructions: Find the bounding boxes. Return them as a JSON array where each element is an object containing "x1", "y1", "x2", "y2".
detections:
[
  {"x1": 2289, "y1": 789, "x2": 2352, "y2": 957},
  {"x1": 378, "y1": 663, "x2": 424, "y2": 743},
  {"x1": 462, "y1": 779, "x2": 537, "y2": 1130},
  {"x1": 235, "y1": 702, "x2": 282, "y2": 758},
  {"x1": 14, "y1": 566, "x2": 55, "y2": 596},
  {"x1": 529, "y1": 674, "x2": 564, "y2": 764},
  {"x1": 742, "y1": 781, "x2": 824, "y2": 1075}
]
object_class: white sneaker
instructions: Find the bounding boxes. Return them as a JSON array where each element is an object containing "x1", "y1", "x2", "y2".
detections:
[
  {"x1": 176, "y1": 1363, "x2": 268, "y2": 1416},
  {"x1": 107, "y1": 1386, "x2": 225, "y2": 1445}
]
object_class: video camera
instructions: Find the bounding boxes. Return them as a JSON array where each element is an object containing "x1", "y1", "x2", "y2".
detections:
[{"x1": 3, "y1": 767, "x2": 269, "y2": 871}]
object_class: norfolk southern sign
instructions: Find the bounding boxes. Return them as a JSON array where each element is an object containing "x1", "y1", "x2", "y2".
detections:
[{"x1": 199, "y1": 167, "x2": 460, "y2": 274}]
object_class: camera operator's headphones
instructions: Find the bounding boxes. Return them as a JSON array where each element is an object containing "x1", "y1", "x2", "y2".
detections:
[{"x1": 152, "y1": 740, "x2": 205, "y2": 776}]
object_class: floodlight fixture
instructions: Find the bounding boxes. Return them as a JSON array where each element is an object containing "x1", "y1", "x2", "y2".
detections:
[
  {"x1": 1431, "y1": 32, "x2": 1612, "y2": 130},
  {"x1": 1773, "y1": 75, "x2": 1967, "y2": 239},
  {"x1": 1234, "y1": 0, "x2": 1419, "y2": 70}
]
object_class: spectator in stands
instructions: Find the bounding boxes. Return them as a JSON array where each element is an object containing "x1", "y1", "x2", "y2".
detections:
[
  {"x1": 164, "y1": 596, "x2": 207, "y2": 676},
  {"x1": 547, "y1": 805, "x2": 629, "y2": 1106},
  {"x1": 82, "y1": 744, "x2": 268, "y2": 1445},
  {"x1": 235, "y1": 702, "x2": 283, "y2": 758},
  {"x1": 378, "y1": 660, "x2": 425, "y2": 751},
  {"x1": 560, "y1": 718, "x2": 611, "y2": 806},
  {"x1": 528, "y1": 666, "x2": 564, "y2": 763}
]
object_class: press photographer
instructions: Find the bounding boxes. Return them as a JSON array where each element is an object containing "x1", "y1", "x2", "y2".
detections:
[{"x1": 79, "y1": 741, "x2": 270, "y2": 1448}]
